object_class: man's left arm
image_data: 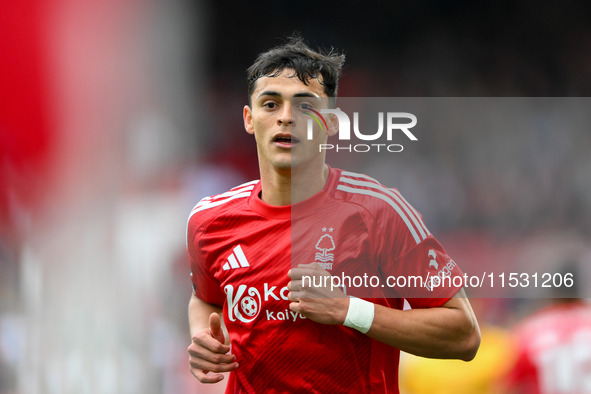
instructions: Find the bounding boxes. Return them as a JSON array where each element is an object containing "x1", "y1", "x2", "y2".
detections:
[
  {"x1": 288, "y1": 264, "x2": 480, "y2": 361},
  {"x1": 367, "y1": 289, "x2": 480, "y2": 361}
]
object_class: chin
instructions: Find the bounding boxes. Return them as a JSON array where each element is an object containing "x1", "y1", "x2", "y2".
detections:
[{"x1": 272, "y1": 160, "x2": 293, "y2": 171}]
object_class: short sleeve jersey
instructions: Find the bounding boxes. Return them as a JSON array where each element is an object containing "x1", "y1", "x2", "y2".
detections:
[{"x1": 187, "y1": 167, "x2": 464, "y2": 393}]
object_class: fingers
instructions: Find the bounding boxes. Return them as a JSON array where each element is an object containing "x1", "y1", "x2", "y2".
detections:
[
  {"x1": 209, "y1": 312, "x2": 226, "y2": 345},
  {"x1": 188, "y1": 321, "x2": 238, "y2": 384},
  {"x1": 288, "y1": 266, "x2": 347, "y2": 301},
  {"x1": 193, "y1": 332, "x2": 230, "y2": 354},
  {"x1": 188, "y1": 339, "x2": 235, "y2": 365},
  {"x1": 190, "y1": 368, "x2": 226, "y2": 384},
  {"x1": 289, "y1": 301, "x2": 302, "y2": 314},
  {"x1": 288, "y1": 268, "x2": 314, "y2": 281},
  {"x1": 287, "y1": 279, "x2": 305, "y2": 301},
  {"x1": 296, "y1": 262, "x2": 322, "y2": 269},
  {"x1": 288, "y1": 263, "x2": 327, "y2": 280},
  {"x1": 188, "y1": 338, "x2": 238, "y2": 383},
  {"x1": 188, "y1": 344, "x2": 238, "y2": 373}
]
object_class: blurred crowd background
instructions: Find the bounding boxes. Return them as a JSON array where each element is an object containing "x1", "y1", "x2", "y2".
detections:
[{"x1": 1, "y1": 1, "x2": 590, "y2": 393}]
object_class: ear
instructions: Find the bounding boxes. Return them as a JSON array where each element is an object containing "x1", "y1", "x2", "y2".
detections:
[
  {"x1": 326, "y1": 108, "x2": 340, "y2": 137},
  {"x1": 243, "y1": 105, "x2": 254, "y2": 135}
]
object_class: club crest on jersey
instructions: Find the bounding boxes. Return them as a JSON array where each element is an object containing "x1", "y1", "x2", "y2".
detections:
[{"x1": 314, "y1": 227, "x2": 336, "y2": 270}]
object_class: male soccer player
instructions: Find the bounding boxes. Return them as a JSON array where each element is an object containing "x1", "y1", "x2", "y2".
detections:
[{"x1": 186, "y1": 36, "x2": 480, "y2": 392}]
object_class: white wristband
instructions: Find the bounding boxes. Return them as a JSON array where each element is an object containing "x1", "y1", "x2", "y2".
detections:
[{"x1": 343, "y1": 297, "x2": 375, "y2": 334}]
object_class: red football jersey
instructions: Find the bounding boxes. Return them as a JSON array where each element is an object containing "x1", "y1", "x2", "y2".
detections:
[
  {"x1": 187, "y1": 166, "x2": 463, "y2": 393},
  {"x1": 506, "y1": 302, "x2": 591, "y2": 394}
]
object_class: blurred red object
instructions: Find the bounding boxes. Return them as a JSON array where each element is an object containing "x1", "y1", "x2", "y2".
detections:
[{"x1": 0, "y1": 1, "x2": 52, "y2": 239}]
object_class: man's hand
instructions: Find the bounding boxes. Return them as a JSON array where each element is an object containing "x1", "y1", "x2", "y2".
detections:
[
  {"x1": 287, "y1": 263, "x2": 350, "y2": 325},
  {"x1": 188, "y1": 312, "x2": 238, "y2": 383}
]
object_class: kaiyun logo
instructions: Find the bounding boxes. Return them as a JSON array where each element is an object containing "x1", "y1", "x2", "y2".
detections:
[{"x1": 305, "y1": 109, "x2": 418, "y2": 153}]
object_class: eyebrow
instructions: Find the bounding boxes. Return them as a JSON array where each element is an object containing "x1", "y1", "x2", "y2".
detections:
[{"x1": 257, "y1": 91, "x2": 320, "y2": 99}]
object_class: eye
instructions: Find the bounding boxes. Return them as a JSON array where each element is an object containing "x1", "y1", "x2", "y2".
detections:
[
  {"x1": 300, "y1": 103, "x2": 313, "y2": 110},
  {"x1": 263, "y1": 101, "x2": 277, "y2": 109}
]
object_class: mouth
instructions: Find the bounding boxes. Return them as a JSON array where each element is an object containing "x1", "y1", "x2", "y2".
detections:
[{"x1": 272, "y1": 133, "x2": 300, "y2": 148}]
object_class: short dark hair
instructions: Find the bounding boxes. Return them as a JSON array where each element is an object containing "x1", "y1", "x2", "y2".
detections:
[{"x1": 246, "y1": 35, "x2": 345, "y2": 107}]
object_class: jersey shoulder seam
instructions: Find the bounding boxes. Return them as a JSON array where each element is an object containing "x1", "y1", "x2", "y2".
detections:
[
  {"x1": 187, "y1": 179, "x2": 258, "y2": 239},
  {"x1": 335, "y1": 170, "x2": 431, "y2": 245}
]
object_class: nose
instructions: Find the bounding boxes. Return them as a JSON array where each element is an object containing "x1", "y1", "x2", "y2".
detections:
[{"x1": 277, "y1": 103, "x2": 294, "y2": 126}]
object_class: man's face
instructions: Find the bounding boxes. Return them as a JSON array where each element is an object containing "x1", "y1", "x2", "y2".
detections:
[{"x1": 243, "y1": 69, "x2": 334, "y2": 172}]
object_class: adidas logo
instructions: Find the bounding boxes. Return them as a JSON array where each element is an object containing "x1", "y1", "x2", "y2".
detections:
[{"x1": 222, "y1": 245, "x2": 250, "y2": 271}]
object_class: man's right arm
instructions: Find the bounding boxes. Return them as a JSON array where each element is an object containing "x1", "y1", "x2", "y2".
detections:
[
  {"x1": 187, "y1": 294, "x2": 238, "y2": 383},
  {"x1": 188, "y1": 294, "x2": 223, "y2": 338}
]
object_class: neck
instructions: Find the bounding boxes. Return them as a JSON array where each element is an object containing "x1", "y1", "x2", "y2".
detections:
[{"x1": 259, "y1": 163, "x2": 329, "y2": 206}]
